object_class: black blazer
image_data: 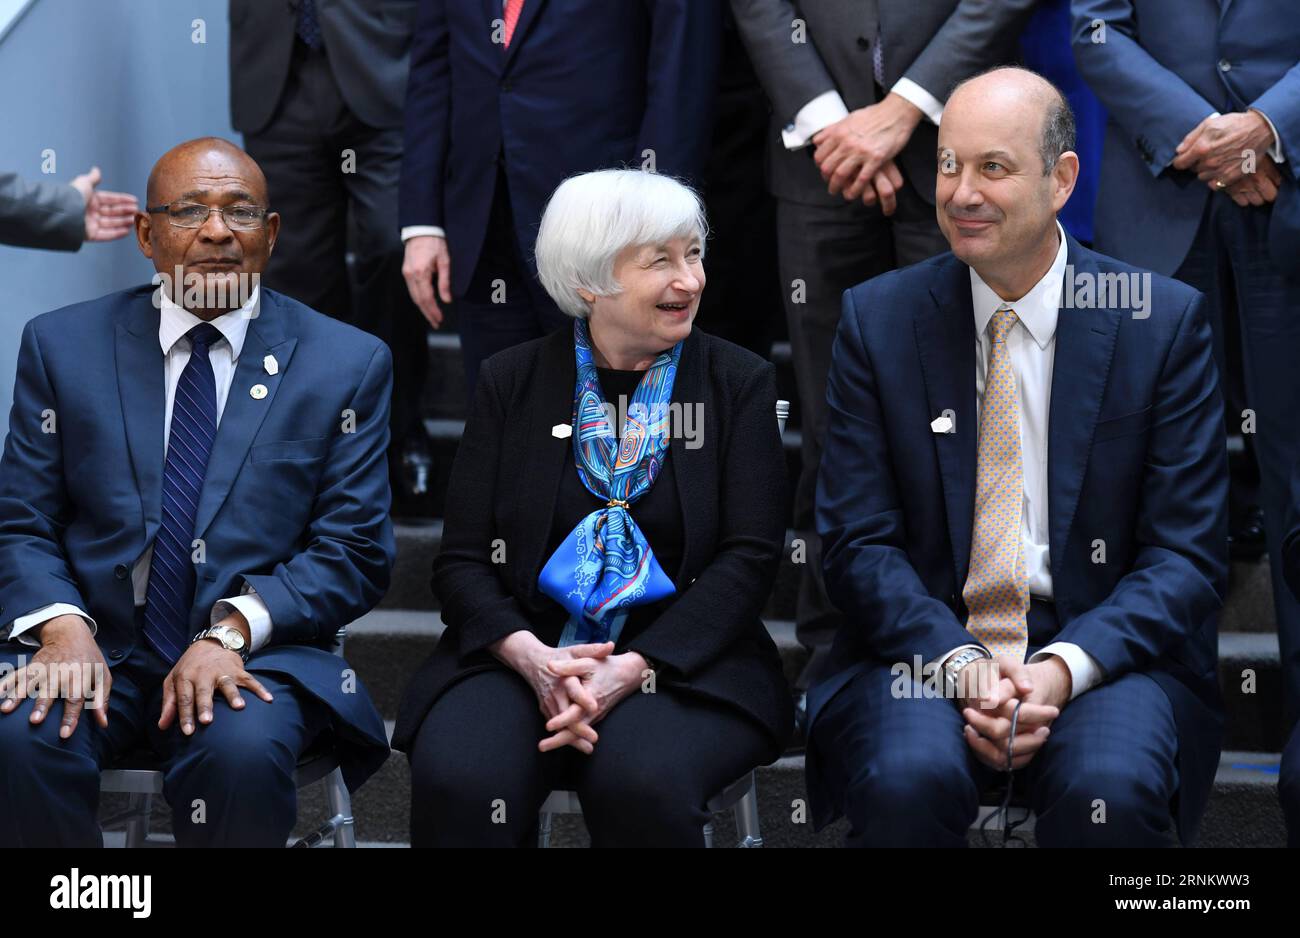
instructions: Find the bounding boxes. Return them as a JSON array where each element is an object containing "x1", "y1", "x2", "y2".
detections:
[
  {"x1": 392, "y1": 326, "x2": 793, "y2": 757},
  {"x1": 228, "y1": 0, "x2": 415, "y2": 135}
]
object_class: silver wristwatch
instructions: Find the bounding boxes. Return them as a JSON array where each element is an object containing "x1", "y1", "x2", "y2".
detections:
[
  {"x1": 193, "y1": 624, "x2": 249, "y2": 662},
  {"x1": 943, "y1": 647, "x2": 991, "y2": 699}
]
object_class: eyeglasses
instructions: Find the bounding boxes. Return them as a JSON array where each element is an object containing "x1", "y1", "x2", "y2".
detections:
[{"x1": 146, "y1": 201, "x2": 268, "y2": 230}]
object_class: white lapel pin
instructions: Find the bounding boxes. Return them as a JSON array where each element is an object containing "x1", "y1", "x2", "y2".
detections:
[
  {"x1": 250, "y1": 384, "x2": 268, "y2": 400},
  {"x1": 552, "y1": 423, "x2": 572, "y2": 439},
  {"x1": 263, "y1": 354, "x2": 278, "y2": 375},
  {"x1": 930, "y1": 415, "x2": 954, "y2": 434}
]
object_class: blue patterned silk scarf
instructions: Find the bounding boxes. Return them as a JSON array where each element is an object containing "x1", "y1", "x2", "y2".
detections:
[{"x1": 538, "y1": 319, "x2": 683, "y2": 646}]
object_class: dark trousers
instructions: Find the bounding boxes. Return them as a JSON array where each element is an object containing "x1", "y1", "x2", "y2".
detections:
[
  {"x1": 1283, "y1": 721, "x2": 1300, "y2": 848},
  {"x1": 779, "y1": 188, "x2": 949, "y2": 688},
  {"x1": 808, "y1": 602, "x2": 1180, "y2": 847},
  {"x1": 1173, "y1": 196, "x2": 1300, "y2": 730},
  {"x1": 407, "y1": 668, "x2": 771, "y2": 847},
  {"x1": 455, "y1": 172, "x2": 569, "y2": 400},
  {"x1": 0, "y1": 630, "x2": 328, "y2": 847},
  {"x1": 243, "y1": 41, "x2": 430, "y2": 457}
]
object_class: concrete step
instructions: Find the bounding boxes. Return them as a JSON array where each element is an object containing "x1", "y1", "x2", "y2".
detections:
[
  {"x1": 98, "y1": 721, "x2": 1285, "y2": 848},
  {"x1": 292, "y1": 748, "x2": 1286, "y2": 847},
  {"x1": 387, "y1": 520, "x2": 1277, "y2": 635},
  {"x1": 345, "y1": 608, "x2": 1288, "y2": 752}
]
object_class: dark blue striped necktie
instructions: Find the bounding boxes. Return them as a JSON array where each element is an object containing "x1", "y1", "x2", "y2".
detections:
[
  {"x1": 296, "y1": 0, "x2": 322, "y2": 49},
  {"x1": 143, "y1": 323, "x2": 222, "y2": 663}
]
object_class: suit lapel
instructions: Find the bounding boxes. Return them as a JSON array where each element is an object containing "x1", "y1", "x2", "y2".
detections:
[
  {"x1": 516, "y1": 326, "x2": 577, "y2": 593},
  {"x1": 667, "y1": 329, "x2": 707, "y2": 582},
  {"x1": 116, "y1": 291, "x2": 168, "y2": 549},
  {"x1": 193, "y1": 292, "x2": 297, "y2": 540},
  {"x1": 919, "y1": 258, "x2": 978, "y2": 590},
  {"x1": 1047, "y1": 241, "x2": 1121, "y2": 591}
]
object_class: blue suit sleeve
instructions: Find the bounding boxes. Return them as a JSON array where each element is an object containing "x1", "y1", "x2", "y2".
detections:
[
  {"x1": 1051, "y1": 292, "x2": 1228, "y2": 676},
  {"x1": 398, "y1": 0, "x2": 450, "y2": 229},
  {"x1": 241, "y1": 343, "x2": 396, "y2": 645},
  {"x1": 817, "y1": 287, "x2": 976, "y2": 665},
  {"x1": 1070, "y1": 0, "x2": 1218, "y2": 174},
  {"x1": 0, "y1": 320, "x2": 89, "y2": 637},
  {"x1": 1252, "y1": 61, "x2": 1300, "y2": 183},
  {"x1": 636, "y1": 0, "x2": 723, "y2": 184}
]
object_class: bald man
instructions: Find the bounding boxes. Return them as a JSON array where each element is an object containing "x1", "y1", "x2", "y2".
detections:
[
  {"x1": 807, "y1": 68, "x2": 1227, "y2": 846},
  {"x1": 0, "y1": 138, "x2": 393, "y2": 847}
]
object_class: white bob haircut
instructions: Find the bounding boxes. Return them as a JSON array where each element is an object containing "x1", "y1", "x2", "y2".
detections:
[{"x1": 534, "y1": 169, "x2": 709, "y2": 319}]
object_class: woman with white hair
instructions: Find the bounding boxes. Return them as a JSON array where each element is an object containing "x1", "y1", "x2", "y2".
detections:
[{"x1": 393, "y1": 169, "x2": 793, "y2": 846}]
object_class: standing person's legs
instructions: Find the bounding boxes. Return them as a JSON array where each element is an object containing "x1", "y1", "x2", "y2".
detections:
[
  {"x1": 1281, "y1": 721, "x2": 1300, "y2": 848},
  {"x1": 338, "y1": 119, "x2": 434, "y2": 507},
  {"x1": 242, "y1": 44, "x2": 351, "y2": 321},
  {"x1": 888, "y1": 183, "x2": 949, "y2": 268},
  {"x1": 0, "y1": 642, "x2": 156, "y2": 847},
  {"x1": 407, "y1": 668, "x2": 568, "y2": 847},
  {"x1": 573, "y1": 689, "x2": 773, "y2": 847},
  {"x1": 1219, "y1": 201, "x2": 1300, "y2": 732},
  {"x1": 455, "y1": 175, "x2": 563, "y2": 399},
  {"x1": 777, "y1": 197, "x2": 895, "y2": 690}
]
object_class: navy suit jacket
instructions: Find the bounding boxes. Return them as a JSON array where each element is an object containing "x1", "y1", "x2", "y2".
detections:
[
  {"x1": 0, "y1": 286, "x2": 395, "y2": 790},
  {"x1": 398, "y1": 0, "x2": 722, "y2": 298},
  {"x1": 810, "y1": 236, "x2": 1228, "y2": 843},
  {"x1": 1072, "y1": 0, "x2": 1300, "y2": 276}
]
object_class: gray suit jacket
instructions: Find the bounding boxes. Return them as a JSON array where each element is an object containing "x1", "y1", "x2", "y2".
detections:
[
  {"x1": 731, "y1": 0, "x2": 1037, "y2": 206},
  {"x1": 228, "y1": 0, "x2": 415, "y2": 135},
  {"x1": 0, "y1": 173, "x2": 84, "y2": 252}
]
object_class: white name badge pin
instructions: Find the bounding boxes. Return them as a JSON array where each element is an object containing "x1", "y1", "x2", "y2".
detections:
[
  {"x1": 930, "y1": 415, "x2": 954, "y2": 434},
  {"x1": 264, "y1": 354, "x2": 279, "y2": 375},
  {"x1": 552, "y1": 423, "x2": 573, "y2": 439}
]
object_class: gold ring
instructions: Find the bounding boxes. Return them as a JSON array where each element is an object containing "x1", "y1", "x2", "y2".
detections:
[{"x1": 1215, "y1": 179, "x2": 1227, "y2": 190}]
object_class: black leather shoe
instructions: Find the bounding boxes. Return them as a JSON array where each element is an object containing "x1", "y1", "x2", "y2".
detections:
[
  {"x1": 391, "y1": 435, "x2": 436, "y2": 522},
  {"x1": 1228, "y1": 505, "x2": 1267, "y2": 561}
]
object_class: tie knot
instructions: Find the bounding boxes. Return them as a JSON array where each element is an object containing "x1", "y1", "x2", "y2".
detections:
[
  {"x1": 989, "y1": 307, "x2": 1019, "y2": 344},
  {"x1": 187, "y1": 323, "x2": 223, "y2": 353}
]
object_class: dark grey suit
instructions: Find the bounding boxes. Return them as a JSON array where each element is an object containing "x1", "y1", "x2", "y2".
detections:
[
  {"x1": 228, "y1": 0, "x2": 430, "y2": 507},
  {"x1": 731, "y1": 0, "x2": 1036, "y2": 686},
  {"x1": 0, "y1": 172, "x2": 83, "y2": 252}
]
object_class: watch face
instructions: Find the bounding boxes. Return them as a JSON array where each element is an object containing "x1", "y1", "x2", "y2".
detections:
[{"x1": 221, "y1": 628, "x2": 245, "y2": 650}]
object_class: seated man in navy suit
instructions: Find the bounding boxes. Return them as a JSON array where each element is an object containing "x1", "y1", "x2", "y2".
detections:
[
  {"x1": 0, "y1": 138, "x2": 394, "y2": 847},
  {"x1": 807, "y1": 68, "x2": 1227, "y2": 847}
]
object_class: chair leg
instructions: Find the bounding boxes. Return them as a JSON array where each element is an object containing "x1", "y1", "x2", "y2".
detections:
[
  {"x1": 538, "y1": 812, "x2": 553, "y2": 848},
  {"x1": 702, "y1": 819, "x2": 715, "y2": 848},
  {"x1": 325, "y1": 768, "x2": 356, "y2": 848},
  {"x1": 123, "y1": 793, "x2": 152, "y2": 849},
  {"x1": 734, "y1": 780, "x2": 764, "y2": 848}
]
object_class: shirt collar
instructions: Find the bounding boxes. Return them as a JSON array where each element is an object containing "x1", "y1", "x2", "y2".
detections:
[
  {"x1": 156, "y1": 286, "x2": 258, "y2": 359},
  {"x1": 969, "y1": 221, "x2": 1068, "y2": 351}
]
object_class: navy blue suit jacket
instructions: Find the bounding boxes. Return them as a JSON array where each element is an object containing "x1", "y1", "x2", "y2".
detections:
[
  {"x1": 398, "y1": 0, "x2": 722, "y2": 297},
  {"x1": 1072, "y1": 0, "x2": 1300, "y2": 276},
  {"x1": 810, "y1": 237, "x2": 1228, "y2": 843},
  {"x1": 0, "y1": 286, "x2": 395, "y2": 790}
]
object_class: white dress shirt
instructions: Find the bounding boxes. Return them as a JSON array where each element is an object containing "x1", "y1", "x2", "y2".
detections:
[
  {"x1": 10, "y1": 288, "x2": 273, "y2": 652},
  {"x1": 937, "y1": 223, "x2": 1104, "y2": 701},
  {"x1": 782, "y1": 78, "x2": 945, "y2": 151}
]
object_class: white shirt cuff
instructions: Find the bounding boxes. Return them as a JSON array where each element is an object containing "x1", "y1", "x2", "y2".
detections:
[
  {"x1": 1250, "y1": 108, "x2": 1285, "y2": 163},
  {"x1": 782, "y1": 90, "x2": 850, "y2": 150},
  {"x1": 1029, "y1": 642, "x2": 1104, "y2": 700},
  {"x1": 929, "y1": 642, "x2": 986, "y2": 674},
  {"x1": 9, "y1": 603, "x2": 97, "y2": 647},
  {"x1": 212, "y1": 586, "x2": 272, "y2": 652},
  {"x1": 401, "y1": 225, "x2": 446, "y2": 242},
  {"x1": 891, "y1": 77, "x2": 944, "y2": 126}
]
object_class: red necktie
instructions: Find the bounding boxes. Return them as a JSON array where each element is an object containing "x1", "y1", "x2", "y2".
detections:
[{"x1": 503, "y1": 0, "x2": 525, "y2": 48}]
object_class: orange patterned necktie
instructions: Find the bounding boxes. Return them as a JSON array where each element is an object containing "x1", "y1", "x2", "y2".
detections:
[
  {"x1": 962, "y1": 306, "x2": 1030, "y2": 662},
  {"x1": 503, "y1": 0, "x2": 525, "y2": 48}
]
